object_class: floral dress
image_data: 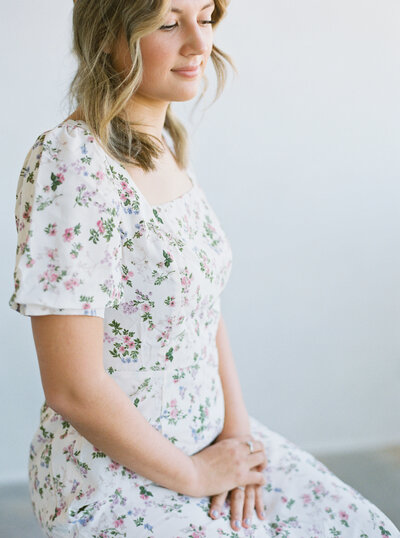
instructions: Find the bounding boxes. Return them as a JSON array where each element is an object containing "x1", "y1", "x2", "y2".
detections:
[{"x1": 9, "y1": 119, "x2": 399, "y2": 538}]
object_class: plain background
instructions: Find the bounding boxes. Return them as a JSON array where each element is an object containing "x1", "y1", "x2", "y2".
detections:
[{"x1": 1, "y1": 0, "x2": 399, "y2": 484}]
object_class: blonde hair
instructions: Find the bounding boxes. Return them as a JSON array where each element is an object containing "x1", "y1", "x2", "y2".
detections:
[{"x1": 68, "y1": 0, "x2": 235, "y2": 172}]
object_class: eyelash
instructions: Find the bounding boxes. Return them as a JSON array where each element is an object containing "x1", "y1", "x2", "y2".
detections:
[{"x1": 159, "y1": 20, "x2": 216, "y2": 31}]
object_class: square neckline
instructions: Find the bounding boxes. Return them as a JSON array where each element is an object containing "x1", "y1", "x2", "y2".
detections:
[{"x1": 60, "y1": 118, "x2": 196, "y2": 210}]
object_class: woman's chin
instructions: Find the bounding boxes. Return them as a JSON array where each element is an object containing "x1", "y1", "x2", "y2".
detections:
[{"x1": 171, "y1": 86, "x2": 202, "y2": 102}]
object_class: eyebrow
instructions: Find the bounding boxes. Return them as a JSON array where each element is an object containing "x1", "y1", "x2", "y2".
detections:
[{"x1": 171, "y1": 2, "x2": 215, "y2": 13}]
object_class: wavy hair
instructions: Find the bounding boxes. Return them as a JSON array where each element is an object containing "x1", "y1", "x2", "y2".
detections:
[{"x1": 68, "y1": 0, "x2": 234, "y2": 171}]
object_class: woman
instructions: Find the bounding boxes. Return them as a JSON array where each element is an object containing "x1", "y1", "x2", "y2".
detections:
[{"x1": 9, "y1": 0, "x2": 400, "y2": 536}]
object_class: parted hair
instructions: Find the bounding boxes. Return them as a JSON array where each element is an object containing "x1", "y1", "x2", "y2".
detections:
[{"x1": 68, "y1": 0, "x2": 234, "y2": 171}]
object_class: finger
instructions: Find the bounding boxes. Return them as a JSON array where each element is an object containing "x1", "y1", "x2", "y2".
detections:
[
  {"x1": 240, "y1": 438, "x2": 264, "y2": 454},
  {"x1": 254, "y1": 484, "x2": 266, "y2": 520},
  {"x1": 229, "y1": 487, "x2": 245, "y2": 532},
  {"x1": 254, "y1": 455, "x2": 268, "y2": 473},
  {"x1": 242, "y1": 485, "x2": 256, "y2": 529},
  {"x1": 247, "y1": 469, "x2": 266, "y2": 487},
  {"x1": 209, "y1": 491, "x2": 228, "y2": 519},
  {"x1": 247, "y1": 450, "x2": 267, "y2": 469}
]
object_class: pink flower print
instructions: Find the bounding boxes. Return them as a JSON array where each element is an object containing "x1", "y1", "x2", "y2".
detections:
[
  {"x1": 96, "y1": 170, "x2": 105, "y2": 181},
  {"x1": 50, "y1": 272, "x2": 58, "y2": 282},
  {"x1": 121, "y1": 192, "x2": 128, "y2": 201},
  {"x1": 97, "y1": 219, "x2": 105, "y2": 234},
  {"x1": 47, "y1": 248, "x2": 57, "y2": 260},
  {"x1": 119, "y1": 346, "x2": 126, "y2": 354},
  {"x1": 63, "y1": 228, "x2": 74, "y2": 242},
  {"x1": 127, "y1": 188, "x2": 134, "y2": 196},
  {"x1": 282, "y1": 496, "x2": 288, "y2": 503},
  {"x1": 122, "y1": 270, "x2": 133, "y2": 282},
  {"x1": 109, "y1": 461, "x2": 121, "y2": 471},
  {"x1": 104, "y1": 333, "x2": 115, "y2": 343},
  {"x1": 123, "y1": 335, "x2": 131, "y2": 343},
  {"x1": 302, "y1": 493, "x2": 312, "y2": 505},
  {"x1": 170, "y1": 399, "x2": 177, "y2": 407},
  {"x1": 127, "y1": 340, "x2": 136, "y2": 349},
  {"x1": 142, "y1": 303, "x2": 150, "y2": 312},
  {"x1": 114, "y1": 517, "x2": 124, "y2": 528},
  {"x1": 64, "y1": 278, "x2": 79, "y2": 290},
  {"x1": 83, "y1": 303, "x2": 91, "y2": 309},
  {"x1": 49, "y1": 224, "x2": 57, "y2": 236},
  {"x1": 26, "y1": 258, "x2": 35, "y2": 268},
  {"x1": 57, "y1": 173, "x2": 65, "y2": 184},
  {"x1": 339, "y1": 511, "x2": 349, "y2": 520},
  {"x1": 22, "y1": 205, "x2": 32, "y2": 220},
  {"x1": 121, "y1": 181, "x2": 128, "y2": 190},
  {"x1": 43, "y1": 185, "x2": 50, "y2": 192},
  {"x1": 170, "y1": 408, "x2": 178, "y2": 418},
  {"x1": 88, "y1": 136, "x2": 94, "y2": 143}
]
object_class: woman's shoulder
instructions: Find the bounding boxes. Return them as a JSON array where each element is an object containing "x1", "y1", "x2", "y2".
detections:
[
  {"x1": 27, "y1": 119, "x2": 103, "y2": 166},
  {"x1": 18, "y1": 119, "x2": 118, "y2": 200}
]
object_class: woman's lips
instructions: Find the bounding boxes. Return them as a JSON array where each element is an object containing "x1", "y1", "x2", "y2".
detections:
[{"x1": 171, "y1": 65, "x2": 201, "y2": 78}]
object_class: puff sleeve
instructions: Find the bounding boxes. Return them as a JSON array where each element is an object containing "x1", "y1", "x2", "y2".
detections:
[{"x1": 9, "y1": 123, "x2": 124, "y2": 318}]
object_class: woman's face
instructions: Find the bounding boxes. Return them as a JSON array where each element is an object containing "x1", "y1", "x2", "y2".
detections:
[{"x1": 111, "y1": 0, "x2": 215, "y2": 104}]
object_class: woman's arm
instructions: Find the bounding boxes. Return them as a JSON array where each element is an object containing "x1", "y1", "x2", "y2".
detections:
[
  {"x1": 215, "y1": 313, "x2": 251, "y2": 438},
  {"x1": 31, "y1": 314, "x2": 197, "y2": 495}
]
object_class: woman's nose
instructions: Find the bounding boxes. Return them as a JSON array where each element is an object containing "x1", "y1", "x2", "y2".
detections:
[{"x1": 181, "y1": 24, "x2": 210, "y2": 56}]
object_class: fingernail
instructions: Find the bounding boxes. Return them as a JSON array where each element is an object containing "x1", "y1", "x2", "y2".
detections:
[
  {"x1": 234, "y1": 520, "x2": 241, "y2": 528},
  {"x1": 244, "y1": 518, "x2": 251, "y2": 525},
  {"x1": 211, "y1": 509, "x2": 219, "y2": 518},
  {"x1": 260, "y1": 510, "x2": 265, "y2": 518}
]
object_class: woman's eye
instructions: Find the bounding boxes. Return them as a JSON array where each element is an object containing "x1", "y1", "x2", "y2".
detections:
[
  {"x1": 159, "y1": 23, "x2": 178, "y2": 31},
  {"x1": 159, "y1": 19, "x2": 216, "y2": 31}
]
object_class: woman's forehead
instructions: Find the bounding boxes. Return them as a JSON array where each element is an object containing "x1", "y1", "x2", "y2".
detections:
[{"x1": 169, "y1": 0, "x2": 215, "y2": 12}]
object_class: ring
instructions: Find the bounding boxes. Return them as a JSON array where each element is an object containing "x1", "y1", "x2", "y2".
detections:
[{"x1": 246, "y1": 440, "x2": 254, "y2": 454}]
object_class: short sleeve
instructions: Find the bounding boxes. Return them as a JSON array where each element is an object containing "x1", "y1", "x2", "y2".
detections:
[{"x1": 9, "y1": 123, "x2": 124, "y2": 318}]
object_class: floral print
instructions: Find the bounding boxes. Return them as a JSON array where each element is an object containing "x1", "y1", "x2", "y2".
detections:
[{"x1": 9, "y1": 120, "x2": 399, "y2": 537}]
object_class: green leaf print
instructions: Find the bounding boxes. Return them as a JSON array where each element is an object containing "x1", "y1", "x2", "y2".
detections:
[
  {"x1": 109, "y1": 320, "x2": 122, "y2": 335},
  {"x1": 103, "y1": 217, "x2": 115, "y2": 242},
  {"x1": 88, "y1": 228, "x2": 100, "y2": 244},
  {"x1": 50, "y1": 172, "x2": 63, "y2": 191},
  {"x1": 139, "y1": 485, "x2": 154, "y2": 498},
  {"x1": 36, "y1": 193, "x2": 61, "y2": 211},
  {"x1": 39, "y1": 425, "x2": 54, "y2": 440},
  {"x1": 163, "y1": 249, "x2": 173, "y2": 267},
  {"x1": 153, "y1": 208, "x2": 163, "y2": 224},
  {"x1": 165, "y1": 347, "x2": 174, "y2": 362},
  {"x1": 92, "y1": 449, "x2": 107, "y2": 459},
  {"x1": 81, "y1": 155, "x2": 92, "y2": 165},
  {"x1": 203, "y1": 214, "x2": 221, "y2": 248},
  {"x1": 44, "y1": 223, "x2": 56, "y2": 235}
]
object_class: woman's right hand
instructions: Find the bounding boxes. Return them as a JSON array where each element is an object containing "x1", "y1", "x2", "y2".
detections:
[{"x1": 188, "y1": 436, "x2": 267, "y2": 498}]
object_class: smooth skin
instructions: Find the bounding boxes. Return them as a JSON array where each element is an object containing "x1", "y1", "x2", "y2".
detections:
[{"x1": 59, "y1": 0, "x2": 269, "y2": 531}]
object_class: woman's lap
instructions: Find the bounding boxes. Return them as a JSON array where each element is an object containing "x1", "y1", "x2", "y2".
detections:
[{"x1": 49, "y1": 415, "x2": 399, "y2": 537}]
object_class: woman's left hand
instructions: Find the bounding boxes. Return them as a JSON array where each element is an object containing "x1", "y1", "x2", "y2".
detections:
[
  {"x1": 209, "y1": 480, "x2": 266, "y2": 531},
  {"x1": 208, "y1": 434, "x2": 267, "y2": 531}
]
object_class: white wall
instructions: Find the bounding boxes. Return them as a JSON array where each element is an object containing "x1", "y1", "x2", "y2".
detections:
[{"x1": 1, "y1": 0, "x2": 399, "y2": 483}]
